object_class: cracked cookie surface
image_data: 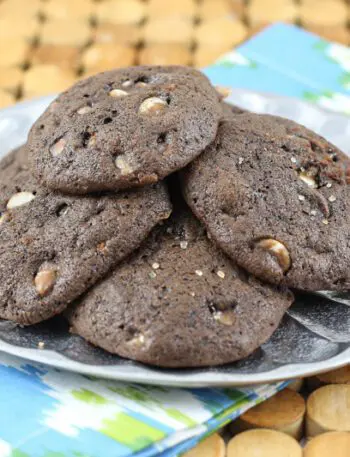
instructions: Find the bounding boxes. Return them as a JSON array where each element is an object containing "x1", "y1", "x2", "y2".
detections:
[
  {"x1": 181, "y1": 113, "x2": 350, "y2": 290},
  {"x1": 27, "y1": 65, "x2": 221, "y2": 194},
  {"x1": 68, "y1": 209, "x2": 292, "y2": 367},
  {"x1": 0, "y1": 145, "x2": 171, "y2": 325}
]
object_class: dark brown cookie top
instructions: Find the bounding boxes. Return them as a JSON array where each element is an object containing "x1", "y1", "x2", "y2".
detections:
[
  {"x1": 181, "y1": 113, "x2": 350, "y2": 291},
  {"x1": 0, "y1": 146, "x2": 172, "y2": 325},
  {"x1": 27, "y1": 65, "x2": 221, "y2": 194},
  {"x1": 68, "y1": 210, "x2": 293, "y2": 368}
]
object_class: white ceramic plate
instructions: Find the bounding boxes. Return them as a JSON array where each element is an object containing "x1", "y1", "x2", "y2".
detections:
[{"x1": 0, "y1": 90, "x2": 349, "y2": 387}]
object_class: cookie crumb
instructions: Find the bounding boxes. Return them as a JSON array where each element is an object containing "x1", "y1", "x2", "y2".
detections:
[
  {"x1": 190, "y1": 292, "x2": 195, "y2": 297},
  {"x1": 38, "y1": 341, "x2": 45, "y2": 349},
  {"x1": 152, "y1": 262, "x2": 160, "y2": 270},
  {"x1": 238, "y1": 157, "x2": 244, "y2": 165},
  {"x1": 298, "y1": 194, "x2": 305, "y2": 201},
  {"x1": 328, "y1": 195, "x2": 336, "y2": 202},
  {"x1": 217, "y1": 270, "x2": 225, "y2": 279},
  {"x1": 149, "y1": 271, "x2": 157, "y2": 279},
  {"x1": 195, "y1": 270, "x2": 203, "y2": 277},
  {"x1": 180, "y1": 241, "x2": 188, "y2": 249},
  {"x1": 291, "y1": 157, "x2": 297, "y2": 164},
  {"x1": 322, "y1": 219, "x2": 329, "y2": 225},
  {"x1": 310, "y1": 210, "x2": 317, "y2": 216},
  {"x1": 326, "y1": 183, "x2": 332, "y2": 188}
]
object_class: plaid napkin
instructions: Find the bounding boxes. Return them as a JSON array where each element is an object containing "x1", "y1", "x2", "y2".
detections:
[{"x1": 0, "y1": 23, "x2": 348, "y2": 457}]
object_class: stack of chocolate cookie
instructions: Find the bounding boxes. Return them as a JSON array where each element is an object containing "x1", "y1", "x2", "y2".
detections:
[{"x1": 1, "y1": 66, "x2": 350, "y2": 368}]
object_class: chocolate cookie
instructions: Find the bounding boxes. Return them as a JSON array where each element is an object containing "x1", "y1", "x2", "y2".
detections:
[
  {"x1": 221, "y1": 101, "x2": 247, "y2": 119},
  {"x1": 0, "y1": 146, "x2": 171, "y2": 325},
  {"x1": 182, "y1": 113, "x2": 350, "y2": 290},
  {"x1": 68, "y1": 209, "x2": 293, "y2": 367},
  {"x1": 27, "y1": 66, "x2": 221, "y2": 194}
]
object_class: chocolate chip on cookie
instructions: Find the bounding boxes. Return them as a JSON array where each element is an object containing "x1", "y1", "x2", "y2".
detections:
[
  {"x1": 181, "y1": 113, "x2": 350, "y2": 290},
  {"x1": 67, "y1": 209, "x2": 293, "y2": 367},
  {"x1": 0, "y1": 145, "x2": 172, "y2": 325},
  {"x1": 27, "y1": 66, "x2": 222, "y2": 194}
]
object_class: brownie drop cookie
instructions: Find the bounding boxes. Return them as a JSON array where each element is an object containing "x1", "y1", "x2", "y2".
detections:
[
  {"x1": 68, "y1": 210, "x2": 293, "y2": 368},
  {"x1": 27, "y1": 66, "x2": 221, "y2": 194},
  {"x1": 0, "y1": 146, "x2": 171, "y2": 325},
  {"x1": 182, "y1": 113, "x2": 350, "y2": 290}
]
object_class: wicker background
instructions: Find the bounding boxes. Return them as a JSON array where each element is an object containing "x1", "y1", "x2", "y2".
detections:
[{"x1": 0, "y1": 0, "x2": 349, "y2": 109}]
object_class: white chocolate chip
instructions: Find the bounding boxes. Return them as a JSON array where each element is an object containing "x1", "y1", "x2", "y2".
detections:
[
  {"x1": 139, "y1": 97, "x2": 167, "y2": 114},
  {"x1": 238, "y1": 157, "x2": 244, "y2": 165},
  {"x1": 128, "y1": 334, "x2": 145, "y2": 346},
  {"x1": 326, "y1": 183, "x2": 332, "y2": 188},
  {"x1": 322, "y1": 219, "x2": 329, "y2": 225},
  {"x1": 216, "y1": 86, "x2": 231, "y2": 99},
  {"x1": 34, "y1": 269, "x2": 56, "y2": 296},
  {"x1": 291, "y1": 157, "x2": 297, "y2": 164},
  {"x1": 122, "y1": 80, "x2": 132, "y2": 88},
  {"x1": 213, "y1": 311, "x2": 235, "y2": 326},
  {"x1": 109, "y1": 89, "x2": 128, "y2": 98},
  {"x1": 298, "y1": 194, "x2": 305, "y2": 201},
  {"x1": 217, "y1": 270, "x2": 225, "y2": 279},
  {"x1": 136, "y1": 81, "x2": 148, "y2": 88},
  {"x1": 88, "y1": 133, "x2": 97, "y2": 147},
  {"x1": 152, "y1": 262, "x2": 160, "y2": 270},
  {"x1": 195, "y1": 270, "x2": 203, "y2": 277},
  {"x1": 50, "y1": 138, "x2": 66, "y2": 157},
  {"x1": 329, "y1": 195, "x2": 336, "y2": 202},
  {"x1": 38, "y1": 341, "x2": 45, "y2": 349},
  {"x1": 256, "y1": 238, "x2": 291, "y2": 273},
  {"x1": 7, "y1": 192, "x2": 35, "y2": 209},
  {"x1": 77, "y1": 105, "x2": 93, "y2": 114},
  {"x1": 299, "y1": 171, "x2": 317, "y2": 188},
  {"x1": 115, "y1": 156, "x2": 134, "y2": 175},
  {"x1": 180, "y1": 241, "x2": 188, "y2": 249}
]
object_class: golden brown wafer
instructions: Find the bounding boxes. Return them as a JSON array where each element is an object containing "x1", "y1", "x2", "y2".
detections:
[
  {"x1": 42, "y1": 0, "x2": 96, "y2": 21},
  {"x1": 31, "y1": 45, "x2": 80, "y2": 70},
  {"x1": 306, "y1": 384, "x2": 350, "y2": 438},
  {"x1": 300, "y1": 0, "x2": 348, "y2": 28},
  {"x1": 194, "y1": 44, "x2": 233, "y2": 67},
  {"x1": 288, "y1": 379, "x2": 304, "y2": 392},
  {"x1": 248, "y1": 0, "x2": 297, "y2": 26},
  {"x1": 22, "y1": 64, "x2": 76, "y2": 98},
  {"x1": 0, "y1": 38, "x2": 30, "y2": 67},
  {"x1": 0, "y1": 90, "x2": 15, "y2": 109},
  {"x1": 0, "y1": 67, "x2": 22, "y2": 94},
  {"x1": 96, "y1": 0, "x2": 146, "y2": 25},
  {"x1": 139, "y1": 44, "x2": 191, "y2": 66},
  {"x1": 304, "y1": 431, "x2": 350, "y2": 457},
  {"x1": 183, "y1": 434, "x2": 225, "y2": 457},
  {"x1": 305, "y1": 26, "x2": 350, "y2": 45},
  {"x1": 195, "y1": 17, "x2": 247, "y2": 47},
  {"x1": 200, "y1": 0, "x2": 240, "y2": 19},
  {"x1": 41, "y1": 19, "x2": 91, "y2": 47},
  {"x1": 0, "y1": 15, "x2": 40, "y2": 41},
  {"x1": 144, "y1": 17, "x2": 194, "y2": 45},
  {"x1": 81, "y1": 43, "x2": 135, "y2": 73},
  {"x1": 308, "y1": 366, "x2": 350, "y2": 391},
  {"x1": 93, "y1": 23, "x2": 141, "y2": 46},
  {"x1": 230, "y1": 389, "x2": 306, "y2": 440},
  {"x1": 227, "y1": 429, "x2": 302, "y2": 457},
  {"x1": 147, "y1": 0, "x2": 197, "y2": 19}
]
